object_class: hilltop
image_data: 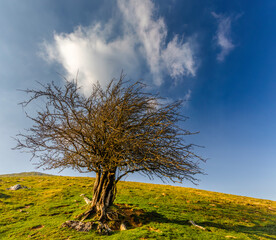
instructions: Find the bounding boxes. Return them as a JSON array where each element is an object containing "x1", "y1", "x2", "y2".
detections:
[
  {"x1": 0, "y1": 175, "x2": 275, "y2": 239},
  {"x1": 0, "y1": 171, "x2": 53, "y2": 177}
]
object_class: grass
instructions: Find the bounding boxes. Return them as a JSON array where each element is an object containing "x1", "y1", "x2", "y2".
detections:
[
  {"x1": 0, "y1": 175, "x2": 275, "y2": 239},
  {"x1": 0, "y1": 172, "x2": 53, "y2": 177}
]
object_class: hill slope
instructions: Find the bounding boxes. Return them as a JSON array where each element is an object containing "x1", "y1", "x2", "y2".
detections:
[
  {"x1": 0, "y1": 176, "x2": 275, "y2": 239},
  {"x1": 0, "y1": 172, "x2": 53, "y2": 177}
]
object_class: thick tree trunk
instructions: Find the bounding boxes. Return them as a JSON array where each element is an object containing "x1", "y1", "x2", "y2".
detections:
[
  {"x1": 79, "y1": 170, "x2": 117, "y2": 222},
  {"x1": 91, "y1": 170, "x2": 116, "y2": 221}
]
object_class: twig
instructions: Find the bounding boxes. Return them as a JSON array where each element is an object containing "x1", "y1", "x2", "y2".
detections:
[{"x1": 189, "y1": 220, "x2": 206, "y2": 230}]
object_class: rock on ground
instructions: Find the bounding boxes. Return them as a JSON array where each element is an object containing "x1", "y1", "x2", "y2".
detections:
[
  {"x1": 7, "y1": 184, "x2": 28, "y2": 190},
  {"x1": 61, "y1": 221, "x2": 94, "y2": 232}
]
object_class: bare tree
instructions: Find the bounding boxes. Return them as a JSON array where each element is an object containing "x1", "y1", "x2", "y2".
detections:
[{"x1": 14, "y1": 74, "x2": 204, "y2": 230}]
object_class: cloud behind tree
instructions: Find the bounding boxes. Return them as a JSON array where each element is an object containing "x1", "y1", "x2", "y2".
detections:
[{"x1": 42, "y1": 0, "x2": 196, "y2": 93}]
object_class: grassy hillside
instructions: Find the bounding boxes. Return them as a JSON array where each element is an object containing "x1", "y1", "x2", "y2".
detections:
[
  {"x1": 0, "y1": 172, "x2": 53, "y2": 177},
  {"x1": 0, "y1": 176, "x2": 275, "y2": 239}
]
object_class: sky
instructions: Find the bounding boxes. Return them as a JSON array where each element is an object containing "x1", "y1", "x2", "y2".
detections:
[{"x1": 0, "y1": 0, "x2": 276, "y2": 201}]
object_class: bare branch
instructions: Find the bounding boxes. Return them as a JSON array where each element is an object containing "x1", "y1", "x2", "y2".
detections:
[{"x1": 14, "y1": 73, "x2": 205, "y2": 183}]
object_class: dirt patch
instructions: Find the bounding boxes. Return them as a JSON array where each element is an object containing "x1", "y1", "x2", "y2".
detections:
[
  {"x1": 148, "y1": 226, "x2": 162, "y2": 233},
  {"x1": 18, "y1": 203, "x2": 34, "y2": 212},
  {"x1": 48, "y1": 212, "x2": 59, "y2": 216},
  {"x1": 111, "y1": 203, "x2": 145, "y2": 229},
  {"x1": 30, "y1": 225, "x2": 44, "y2": 230}
]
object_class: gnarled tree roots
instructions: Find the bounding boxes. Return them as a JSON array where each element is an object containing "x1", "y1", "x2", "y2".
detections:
[
  {"x1": 61, "y1": 220, "x2": 113, "y2": 234},
  {"x1": 61, "y1": 204, "x2": 144, "y2": 234}
]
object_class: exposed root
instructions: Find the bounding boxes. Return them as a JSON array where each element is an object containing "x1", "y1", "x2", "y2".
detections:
[
  {"x1": 64, "y1": 203, "x2": 145, "y2": 234},
  {"x1": 80, "y1": 194, "x2": 92, "y2": 204},
  {"x1": 62, "y1": 220, "x2": 112, "y2": 234},
  {"x1": 80, "y1": 211, "x2": 93, "y2": 222},
  {"x1": 106, "y1": 211, "x2": 119, "y2": 221},
  {"x1": 97, "y1": 222, "x2": 112, "y2": 235},
  {"x1": 75, "y1": 207, "x2": 95, "y2": 221}
]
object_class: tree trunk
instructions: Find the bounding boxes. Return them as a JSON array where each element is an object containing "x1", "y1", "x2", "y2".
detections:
[{"x1": 79, "y1": 170, "x2": 117, "y2": 222}]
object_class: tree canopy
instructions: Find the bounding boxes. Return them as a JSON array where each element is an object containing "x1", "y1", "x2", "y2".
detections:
[{"x1": 14, "y1": 74, "x2": 204, "y2": 231}]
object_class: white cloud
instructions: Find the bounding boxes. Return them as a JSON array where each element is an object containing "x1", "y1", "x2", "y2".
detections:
[
  {"x1": 42, "y1": 24, "x2": 139, "y2": 95},
  {"x1": 42, "y1": 0, "x2": 196, "y2": 93},
  {"x1": 117, "y1": 0, "x2": 167, "y2": 85},
  {"x1": 184, "y1": 89, "x2": 192, "y2": 102},
  {"x1": 162, "y1": 36, "x2": 195, "y2": 78},
  {"x1": 118, "y1": 0, "x2": 197, "y2": 85},
  {"x1": 212, "y1": 12, "x2": 236, "y2": 62}
]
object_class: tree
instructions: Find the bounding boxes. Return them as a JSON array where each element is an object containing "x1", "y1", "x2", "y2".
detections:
[{"x1": 14, "y1": 74, "x2": 204, "y2": 231}]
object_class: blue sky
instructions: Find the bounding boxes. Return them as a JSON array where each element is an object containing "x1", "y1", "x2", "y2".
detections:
[{"x1": 0, "y1": 0, "x2": 276, "y2": 200}]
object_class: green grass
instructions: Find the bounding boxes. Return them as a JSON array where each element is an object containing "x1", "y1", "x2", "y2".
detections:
[
  {"x1": 0, "y1": 175, "x2": 275, "y2": 239},
  {"x1": 0, "y1": 172, "x2": 53, "y2": 177}
]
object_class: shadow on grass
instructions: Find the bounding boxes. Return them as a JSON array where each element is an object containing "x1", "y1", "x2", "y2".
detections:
[
  {"x1": 202, "y1": 221, "x2": 276, "y2": 239},
  {"x1": 141, "y1": 211, "x2": 275, "y2": 239},
  {"x1": 0, "y1": 192, "x2": 10, "y2": 199},
  {"x1": 96, "y1": 210, "x2": 191, "y2": 236},
  {"x1": 141, "y1": 211, "x2": 189, "y2": 226}
]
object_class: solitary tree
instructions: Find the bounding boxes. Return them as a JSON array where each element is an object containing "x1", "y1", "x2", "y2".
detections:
[{"x1": 14, "y1": 74, "x2": 204, "y2": 230}]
